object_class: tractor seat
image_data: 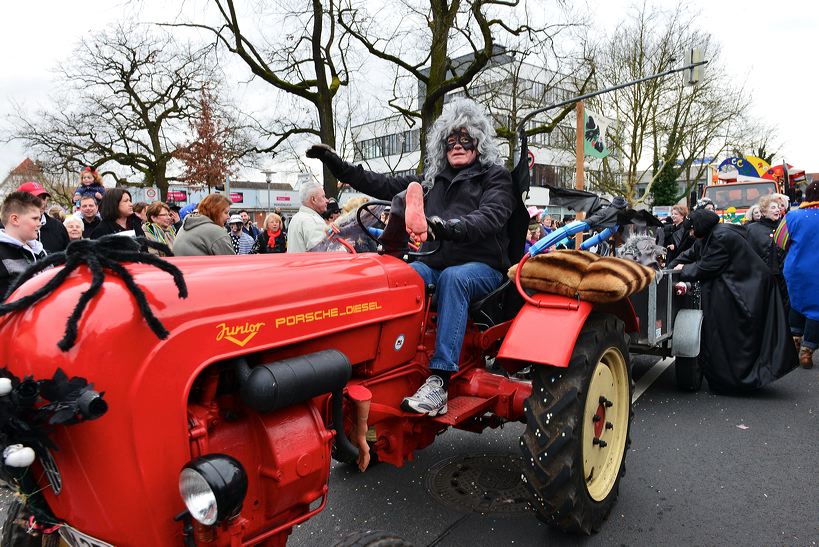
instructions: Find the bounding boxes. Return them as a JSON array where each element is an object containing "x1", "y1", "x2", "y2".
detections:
[
  {"x1": 468, "y1": 280, "x2": 524, "y2": 329},
  {"x1": 425, "y1": 280, "x2": 524, "y2": 330}
]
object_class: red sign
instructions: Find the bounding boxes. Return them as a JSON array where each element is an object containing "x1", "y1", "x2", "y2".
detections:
[
  {"x1": 167, "y1": 191, "x2": 187, "y2": 202},
  {"x1": 276, "y1": 196, "x2": 291, "y2": 202},
  {"x1": 230, "y1": 192, "x2": 244, "y2": 203},
  {"x1": 528, "y1": 150, "x2": 535, "y2": 169}
]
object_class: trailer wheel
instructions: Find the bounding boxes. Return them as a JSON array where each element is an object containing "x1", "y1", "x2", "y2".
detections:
[
  {"x1": 674, "y1": 356, "x2": 703, "y2": 391},
  {"x1": 520, "y1": 313, "x2": 632, "y2": 534},
  {"x1": 0, "y1": 500, "x2": 58, "y2": 547},
  {"x1": 333, "y1": 530, "x2": 413, "y2": 547}
]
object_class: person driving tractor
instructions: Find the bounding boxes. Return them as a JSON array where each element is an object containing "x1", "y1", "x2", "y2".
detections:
[{"x1": 307, "y1": 99, "x2": 516, "y2": 416}]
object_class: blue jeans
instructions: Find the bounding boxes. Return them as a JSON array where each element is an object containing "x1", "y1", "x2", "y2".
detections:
[
  {"x1": 790, "y1": 309, "x2": 819, "y2": 350},
  {"x1": 411, "y1": 261, "x2": 503, "y2": 373}
]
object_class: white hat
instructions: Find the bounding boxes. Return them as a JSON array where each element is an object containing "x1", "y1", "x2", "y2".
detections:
[{"x1": 228, "y1": 214, "x2": 243, "y2": 224}]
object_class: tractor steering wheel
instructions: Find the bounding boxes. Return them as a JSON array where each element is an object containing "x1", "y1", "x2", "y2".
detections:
[{"x1": 355, "y1": 200, "x2": 440, "y2": 258}]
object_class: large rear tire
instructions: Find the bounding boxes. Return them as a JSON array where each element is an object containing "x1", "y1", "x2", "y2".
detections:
[
  {"x1": 674, "y1": 355, "x2": 703, "y2": 392},
  {"x1": 520, "y1": 313, "x2": 632, "y2": 534}
]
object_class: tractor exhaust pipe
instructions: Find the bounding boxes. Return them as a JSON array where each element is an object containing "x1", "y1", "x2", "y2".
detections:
[{"x1": 235, "y1": 350, "x2": 358, "y2": 463}]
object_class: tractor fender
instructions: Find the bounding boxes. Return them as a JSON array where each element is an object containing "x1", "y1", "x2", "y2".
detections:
[
  {"x1": 497, "y1": 294, "x2": 593, "y2": 368},
  {"x1": 671, "y1": 309, "x2": 703, "y2": 358},
  {"x1": 498, "y1": 294, "x2": 640, "y2": 368}
]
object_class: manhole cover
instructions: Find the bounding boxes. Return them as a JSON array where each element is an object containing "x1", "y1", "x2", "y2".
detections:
[{"x1": 425, "y1": 453, "x2": 532, "y2": 515}]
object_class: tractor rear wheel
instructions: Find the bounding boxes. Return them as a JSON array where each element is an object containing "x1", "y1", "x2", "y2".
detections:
[
  {"x1": 674, "y1": 356, "x2": 703, "y2": 391},
  {"x1": 520, "y1": 313, "x2": 632, "y2": 534}
]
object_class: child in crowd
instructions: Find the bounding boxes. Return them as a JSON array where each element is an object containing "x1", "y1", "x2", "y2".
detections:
[
  {"x1": 72, "y1": 166, "x2": 105, "y2": 205},
  {"x1": 0, "y1": 192, "x2": 47, "y2": 299}
]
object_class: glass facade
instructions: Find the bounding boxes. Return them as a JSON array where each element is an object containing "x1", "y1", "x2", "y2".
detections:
[{"x1": 354, "y1": 129, "x2": 421, "y2": 161}]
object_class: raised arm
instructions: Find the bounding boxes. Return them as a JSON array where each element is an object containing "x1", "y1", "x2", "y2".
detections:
[{"x1": 306, "y1": 144, "x2": 420, "y2": 200}]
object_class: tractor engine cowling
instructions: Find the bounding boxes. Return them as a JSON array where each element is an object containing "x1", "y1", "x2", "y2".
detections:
[{"x1": 184, "y1": 353, "x2": 352, "y2": 543}]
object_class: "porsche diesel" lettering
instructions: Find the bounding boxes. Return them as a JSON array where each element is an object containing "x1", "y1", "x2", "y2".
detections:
[{"x1": 274, "y1": 301, "x2": 382, "y2": 328}]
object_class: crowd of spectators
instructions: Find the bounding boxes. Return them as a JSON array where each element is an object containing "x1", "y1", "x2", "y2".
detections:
[
  {"x1": 0, "y1": 178, "x2": 287, "y2": 299},
  {"x1": 1, "y1": 158, "x2": 816, "y2": 379}
]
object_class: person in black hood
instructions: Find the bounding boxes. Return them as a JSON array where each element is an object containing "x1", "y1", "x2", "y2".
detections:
[
  {"x1": 670, "y1": 209, "x2": 797, "y2": 392},
  {"x1": 746, "y1": 195, "x2": 788, "y2": 309},
  {"x1": 306, "y1": 98, "x2": 517, "y2": 417}
]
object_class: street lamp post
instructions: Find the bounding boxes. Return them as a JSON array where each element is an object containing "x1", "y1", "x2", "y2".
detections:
[{"x1": 262, "y1": 170, "x2": 275, "y2": 214}]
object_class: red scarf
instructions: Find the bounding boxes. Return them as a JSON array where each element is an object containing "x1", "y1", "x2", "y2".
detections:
[{"x1": 267, "y1": 228, "x2": 281, "y2": 249}]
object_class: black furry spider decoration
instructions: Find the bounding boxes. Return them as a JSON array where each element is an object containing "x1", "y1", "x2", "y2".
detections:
[{"x1": 0, "y1": 235, "x2": 188, "y2": 352}]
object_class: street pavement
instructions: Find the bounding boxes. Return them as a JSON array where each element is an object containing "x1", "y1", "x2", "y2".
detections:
[
  {"x1": 293, "y1": 356, "x2": 819, "y2": 546},
  {"x1": 0, "y1": 357, "x2": 815, "y2": 546}
]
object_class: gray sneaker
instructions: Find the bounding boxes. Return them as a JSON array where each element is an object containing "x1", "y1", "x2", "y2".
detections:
[{"x1": 401, "y1": 375, "x2": 448, "y2": 416}]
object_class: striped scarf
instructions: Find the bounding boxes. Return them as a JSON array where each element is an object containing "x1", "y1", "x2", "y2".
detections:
[{"x1": 142, "y1": 223, "x2": 177, "y2": 254}]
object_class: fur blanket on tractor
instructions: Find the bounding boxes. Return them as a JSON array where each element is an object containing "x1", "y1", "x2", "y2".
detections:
[{"x1": 508, "y1": 250, "x2": 654, "y2": 303}]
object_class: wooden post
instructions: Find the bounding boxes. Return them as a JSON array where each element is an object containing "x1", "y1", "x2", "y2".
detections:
[{"x1": 575, "y1": 101, "x2": 585, "y2": 247}]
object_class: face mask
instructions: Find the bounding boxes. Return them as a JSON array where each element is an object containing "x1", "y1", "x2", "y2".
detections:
[{"x1": 445, "y1": 130, "x2": 476, "y2": 151}]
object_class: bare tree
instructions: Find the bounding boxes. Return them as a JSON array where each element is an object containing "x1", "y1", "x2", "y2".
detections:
[
  {"x1": 730, "y1": 120, "x2": 780, "y2": 164},
  {"x1": 8, "y1": 25, "x2": 220, "y2": 201},
  {"x1": 175, "y1": 89, "x2": 250, "y2": 192},
  {"x1": 585, "y1": 5, "x2": 752, "y2": 205},
  {"x1": 338, "y1": 0, "x2": 582, "y2": 166},
  {"x1": 166, "y1": 0, "x2": 351, "y2": 198},
  {"x1": 463, "y1": 38, "x2": 593, "y2": 170}
]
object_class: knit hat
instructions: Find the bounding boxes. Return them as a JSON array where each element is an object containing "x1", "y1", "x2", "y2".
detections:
[
  {"x1": 228, "y1": 214, "x2": 244, "y2": 225},
  {"x1": 689, "y1": 209, "x2": 720, "y2": 238}
]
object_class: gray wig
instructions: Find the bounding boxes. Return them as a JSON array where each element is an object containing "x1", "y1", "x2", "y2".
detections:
[{"x1": 423, "y1": 99, "x2": 503, "y2": 186}]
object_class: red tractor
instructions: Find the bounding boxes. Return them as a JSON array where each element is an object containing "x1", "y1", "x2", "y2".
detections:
[{"x1": 0, "y1": 201, "x2": 646, "y2": 546}]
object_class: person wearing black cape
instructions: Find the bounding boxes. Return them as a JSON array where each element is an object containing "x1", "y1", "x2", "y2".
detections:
[{"x1": 669, "y1": 209, "x2": 797, "y2": 392}]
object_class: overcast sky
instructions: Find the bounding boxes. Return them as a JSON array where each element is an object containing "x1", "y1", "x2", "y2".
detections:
[{"x1": 1, "y1": 0, "x2": 816, "y2": 179}]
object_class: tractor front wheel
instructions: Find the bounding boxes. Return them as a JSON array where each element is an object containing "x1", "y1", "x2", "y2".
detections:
[{"x1": 520, "y1": 313, "x2": 632, "y2": 534}]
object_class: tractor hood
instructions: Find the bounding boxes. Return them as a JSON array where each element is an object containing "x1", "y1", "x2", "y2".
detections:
[{"x1": 0, "y1": 252, "x2": 425, "y2": 368}]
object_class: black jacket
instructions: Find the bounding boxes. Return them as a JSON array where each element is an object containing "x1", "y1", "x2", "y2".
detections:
[
  {"x1": 0, "y1": 235, "x2": 46, "y2": 300},
  {"x1": 678, "y1": 223, "x2": 796, "y2": 391},
  {"x1": 336, "y1": 159, "x2": 516, "y2": 271},
  {"x1": 40, "y1": 214, "x2": 69, "y2": 254},
  {"x1": 81, "y1": 216, "x2": 101, "y2": 239},
  {"x1": 746, "y1": 217, "x2": 790, "y2": 309},
  {"x1": 746, "y1": 218, "x2": 786, "y2": 274},
  {"x1": 663, "y1": 219, "x2": 694, "y2": 264},
  {"x1": 252, "y1": 230, "x2": 287, "y2": 254},
  {"x1": 90, "y1": 216, "x2": 145, "y2": 239}
]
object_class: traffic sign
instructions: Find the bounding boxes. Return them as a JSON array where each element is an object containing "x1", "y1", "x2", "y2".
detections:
[
  {"x1": 145, "y1": 188, "x2": 157, "y2": 199},
  {"x1": 528, "y1": 150, "x2": 535, "y2": 169}
]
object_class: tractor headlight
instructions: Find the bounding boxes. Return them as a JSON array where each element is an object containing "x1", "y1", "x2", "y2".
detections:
[{"x1": 179, "y1": 455, "x2": 248, "y2": 525}]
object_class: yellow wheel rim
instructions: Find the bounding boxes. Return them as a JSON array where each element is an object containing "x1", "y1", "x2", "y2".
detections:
[{"x1": 582, "y1": 346, "x2": 629, "y2": 501}]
